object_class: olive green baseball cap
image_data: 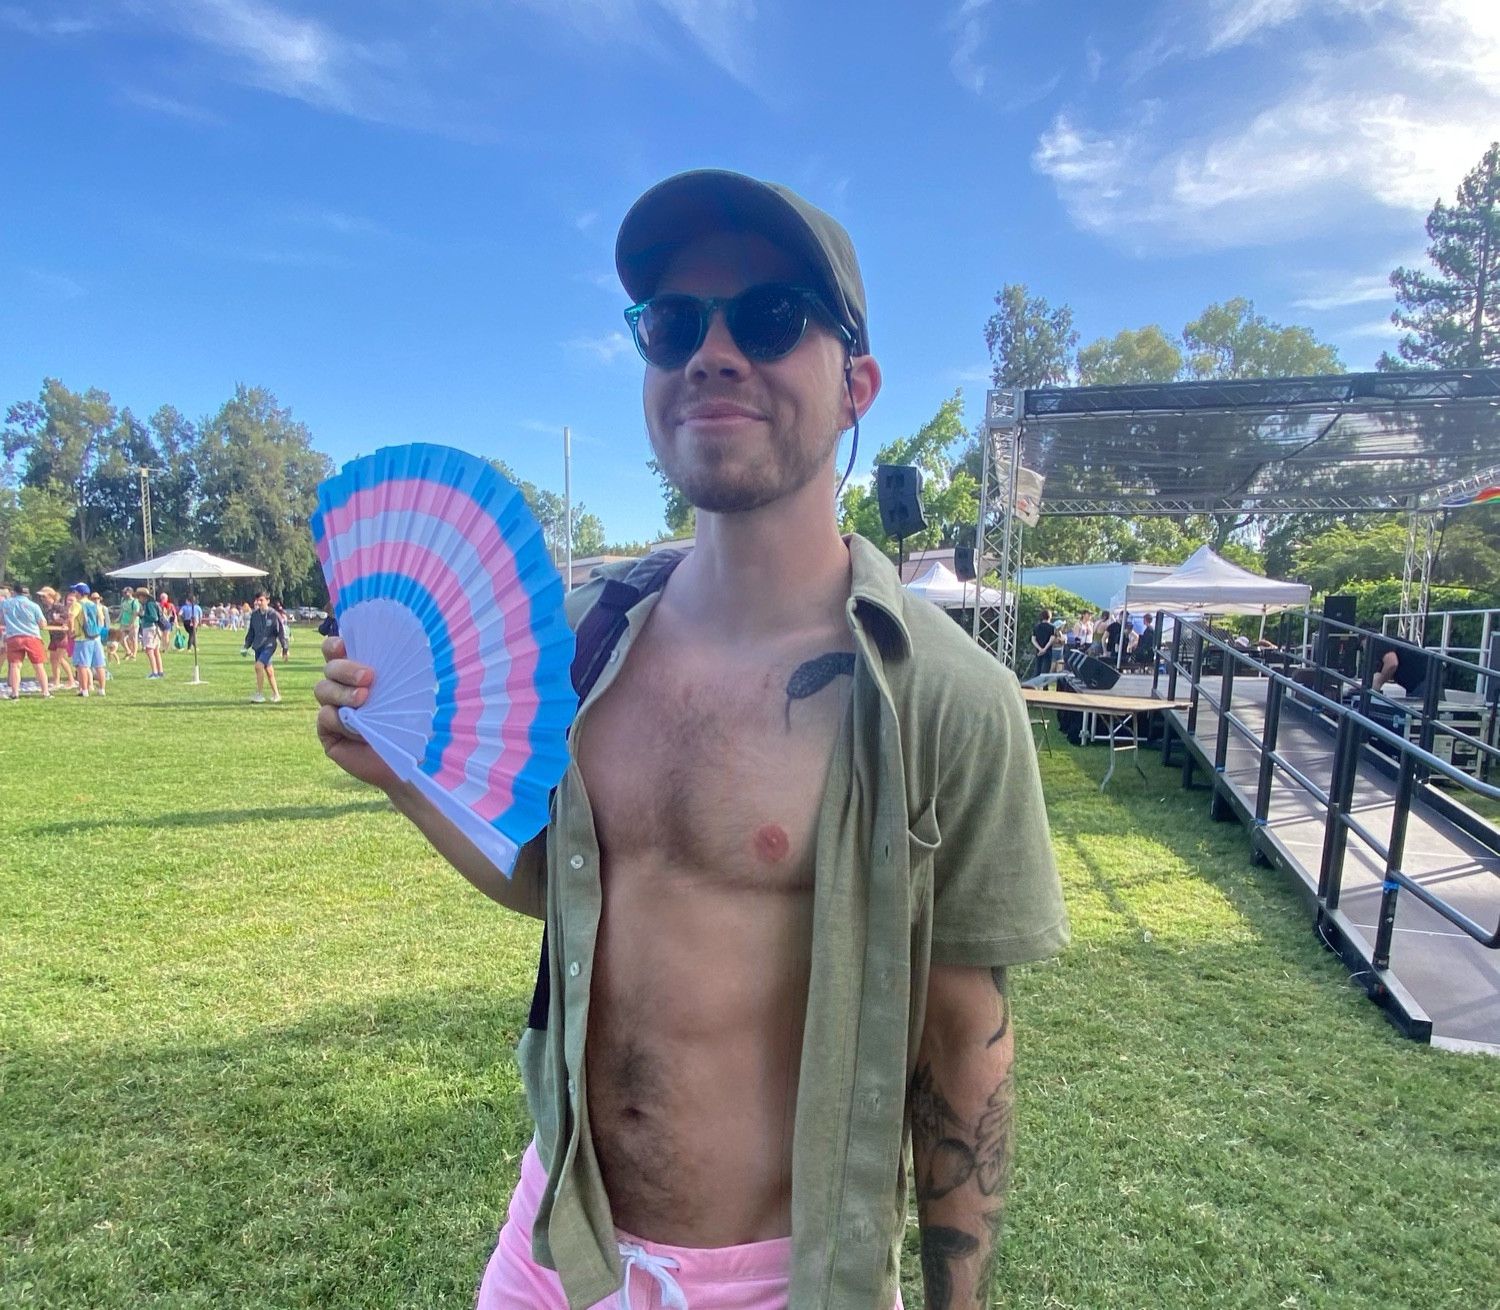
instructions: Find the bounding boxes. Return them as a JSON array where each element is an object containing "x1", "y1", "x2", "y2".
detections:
[{"x1": 615, "y1": 169, "x2": 870, "y2": 356}]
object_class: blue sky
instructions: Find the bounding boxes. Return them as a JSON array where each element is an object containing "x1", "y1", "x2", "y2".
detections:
[{"x1": 3, "y1": 0, "x2": 1497, "y2": 546}]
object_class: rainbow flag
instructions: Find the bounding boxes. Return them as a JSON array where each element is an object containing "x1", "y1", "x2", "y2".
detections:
[{"x1": 1441, "y1": 485, "x2": 1500, "y2": 508}]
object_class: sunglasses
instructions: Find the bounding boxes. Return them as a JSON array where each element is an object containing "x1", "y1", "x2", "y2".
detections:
[{"x1": 623, "y1": 283, "x2": 849, "y2": 370}]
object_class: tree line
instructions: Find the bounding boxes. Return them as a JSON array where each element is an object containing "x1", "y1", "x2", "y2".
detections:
[{"x1": 1, "y1": 381, "x2": 624, "y2": 601}]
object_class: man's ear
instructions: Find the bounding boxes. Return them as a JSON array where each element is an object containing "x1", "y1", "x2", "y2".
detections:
[{"x1": 844, "y1": 354, "x2": 882, "y2": 427}]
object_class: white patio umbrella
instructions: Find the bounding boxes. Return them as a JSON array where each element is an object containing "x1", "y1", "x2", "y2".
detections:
[{"x1": 107, "y1": 549, "x2": 268, "y2": 684}]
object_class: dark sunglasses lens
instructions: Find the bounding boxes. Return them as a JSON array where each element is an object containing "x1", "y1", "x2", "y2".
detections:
[
  {"x1": 635, "y1": 296, "x2": 704, "y2": 368},
  {"x1": 729, "y1": 286, "x2": 810, "y2": 360}
]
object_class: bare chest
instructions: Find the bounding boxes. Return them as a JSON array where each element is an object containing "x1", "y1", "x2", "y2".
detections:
[{"x1": 577, "y1": 638, "x2": 855, "y2": 886}]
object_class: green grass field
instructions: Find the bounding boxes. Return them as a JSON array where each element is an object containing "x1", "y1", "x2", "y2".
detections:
[{"x1": 3, "y1": 629, "x2": 1497, "y2": 1308}]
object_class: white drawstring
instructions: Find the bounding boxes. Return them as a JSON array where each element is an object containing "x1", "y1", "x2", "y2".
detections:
[{"x1": 616, "y1": 1240, "x2": 688, "y2": 1310}]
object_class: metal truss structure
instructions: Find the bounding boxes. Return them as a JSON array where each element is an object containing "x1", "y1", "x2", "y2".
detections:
[
  {"x1": 972, "y1": 387, "x2": 1023, "y2": 664},
  {"x1": 970, "y1": 368, "x2": 1500, "y2": 665}
]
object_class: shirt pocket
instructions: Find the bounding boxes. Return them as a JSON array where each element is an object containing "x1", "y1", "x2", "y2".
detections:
[{"x1": 906, "y1": 795, "x2": 941, "y2": 923}]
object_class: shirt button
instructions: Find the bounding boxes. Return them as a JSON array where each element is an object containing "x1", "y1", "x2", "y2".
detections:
[
  {"x1": 568, "y1": 961, "x2": 581, "y2": 977},
  {"x1": 569, "y1": 854, "x2": 585, "y2": 869},
  {"x1": 608, "y1": 649, "x2": 620, "y2": 663},
  {"x1": 567, "y1": 1078, "x2": 576, "y2": 1098}
]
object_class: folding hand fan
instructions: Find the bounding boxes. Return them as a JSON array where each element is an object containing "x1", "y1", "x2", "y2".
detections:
[{"x1": 311, "y1": 444, "x2": 577, "y2": 875}]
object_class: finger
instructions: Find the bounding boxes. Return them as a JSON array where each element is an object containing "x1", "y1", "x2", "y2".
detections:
[
  {"x1": 321, "y1": 634, "x2": 346, "y2": 661},
  {"x1": 314, "y1": 675, "x2": 370, "y2": 711},
  {"x1": 317, "y1": 703, "x2": 366, "y2": 743},
  {"x1": 322, "y1": 658, "x2": 374, "y2": 689}
]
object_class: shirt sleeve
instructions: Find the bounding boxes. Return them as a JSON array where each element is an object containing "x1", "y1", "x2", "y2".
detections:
[{"x1": 926, "y1": 668, "x2": 1070, "y2": 968}]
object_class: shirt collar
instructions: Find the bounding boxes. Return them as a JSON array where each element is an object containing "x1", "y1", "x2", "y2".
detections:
[{"x1": 845, "y1": 533, "x2": 912, "y2": 661}]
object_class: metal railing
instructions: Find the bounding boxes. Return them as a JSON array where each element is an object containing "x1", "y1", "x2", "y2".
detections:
[
  {"x1": 1162, "y1": 618, "x2": 1500, "y2": 971},
  {"x1": 1380, "y1": 607, "x2": 1500, "y2": 680}
]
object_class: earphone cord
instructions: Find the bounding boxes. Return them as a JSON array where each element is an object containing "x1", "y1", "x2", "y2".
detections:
[{"x1": 835, "y1": 359, "x2": 859, "y2": 500}]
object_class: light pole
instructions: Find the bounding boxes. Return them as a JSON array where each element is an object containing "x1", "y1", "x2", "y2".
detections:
[{"x1": 563, "y1": 426, "x2": 573, "y2": 592}]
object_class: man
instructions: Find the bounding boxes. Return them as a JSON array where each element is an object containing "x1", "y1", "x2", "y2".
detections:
[
  {"x1": 1030, "y1": 607, "x2": 1056, "y2": 680},
  {"x1": 1, "y1": 583, "x2": 53, "y2": 700},
  {"x1": 1369, "y1": 633, "x2": 1433, "y2": 703},
  {"x1": 316, "y1": 170, "x2": 1068, "y2": 1310},
  {"x1": 179, "y1": 593, "x2": 202, "y2": 651},
  {"x1": 68, "y1": 583, "x2": 106, "y2": 697},
  {"x1": 1135, "y1": 614, "x2": 1157, "y2": 669},
  {"x1": 244, "y1": 592, "x2": 284, "y2": 703}
]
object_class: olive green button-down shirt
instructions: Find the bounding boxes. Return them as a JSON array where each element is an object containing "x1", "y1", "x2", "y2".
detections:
[{"x1": 509, "y1": 533, "x2": 1068, "y2": 1309}]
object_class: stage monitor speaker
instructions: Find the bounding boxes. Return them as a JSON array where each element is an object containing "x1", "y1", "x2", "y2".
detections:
[
  {"x1": 1324, "y1": 594, "x2": 1356, "y2": 627},
  {"x1": 953, "y1": 545, "x2": 976, "y2": 581},
  {"x1": 875, "y1": 464, "x2": 927, "y2": 539},
  {"x1": 1064, "y1": 647, "x2": 1120, "y2": 691}
]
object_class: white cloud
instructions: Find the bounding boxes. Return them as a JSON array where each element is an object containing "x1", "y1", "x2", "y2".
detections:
[
  {"x1": 577, "y1": 269, "x2": 624, "y2": 294},
  {"x1": 1343, "y1": 316, "x2": 1401, "y2": 338},
  {"x1": 946, "y1": 0, "x2": 992, "y2": 95},
  {"x1": 285, "y1": 206, "x2": 391, "y2": 238},
  {"x1": 513, "y1": 0, "x2": 759, "y2": 87},
  {"x1": 119, "y1": 85, "x2": 226, "y2": 124},
  {"x1": 0, "y1": 5, "x2": 102, "y2": 36},
  {"x1": 1034, "y1": 0, "x2": 1500, "y2": 249},
  {"x1": 1292, "y1": 270, "x2": 1393, "y2": 311},
  {"x1": 566, "y1": 330, "x2": 636, "y2": 366}
]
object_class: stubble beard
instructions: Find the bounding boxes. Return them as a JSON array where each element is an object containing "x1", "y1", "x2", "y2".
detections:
[{"x1": 653, "y1": 423, "x2": 841, "y2": 515}]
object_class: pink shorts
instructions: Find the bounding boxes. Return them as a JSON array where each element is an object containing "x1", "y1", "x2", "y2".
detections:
[{"x1": 476, "y1": 1142, "x2": 905, "y2": 1310}]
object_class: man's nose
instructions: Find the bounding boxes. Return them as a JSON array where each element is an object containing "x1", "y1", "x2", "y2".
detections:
[{"x1": 685, "y1": 308, "x2": 748, "y2": 377}]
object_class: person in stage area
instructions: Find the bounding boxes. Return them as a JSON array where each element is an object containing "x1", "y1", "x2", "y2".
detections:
[
  {"x1": 1, "y1": 583, "x2": 53, "y2": 700},
  {"x1": 1370, "y1": 634, "x2": 1433, "y2": 703},
  {"x1": 1030, "y1": 607, "x2": 1057, "y2": 680},
  {"x1": 244, "y1": 591, "x2": 284, "y2": 703},
  {"x1": 316, "y1": 169, "x2": 1068, "y2": 1310}
]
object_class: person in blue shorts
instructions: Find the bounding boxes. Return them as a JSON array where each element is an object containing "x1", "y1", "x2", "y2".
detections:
[{"x1": 243, "y1": 591, "x2": 284, "y2": 703}]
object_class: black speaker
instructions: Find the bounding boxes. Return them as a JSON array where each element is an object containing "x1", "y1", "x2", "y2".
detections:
[
  {"x1": 953, "y1": 546, "x2": 976, "y2": 581},
  {"x1": 1063, "y1": 647, "x2": 1120, "y2": 691},
  {"x1": 875, "y1": 464, "x2": 927, "y2": 539},
  {"x1": 1324, "y1": 595, "x2": 1356, "y2": 627}
]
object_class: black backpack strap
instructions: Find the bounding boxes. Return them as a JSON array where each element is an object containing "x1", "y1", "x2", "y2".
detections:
[{"x1": 526, "y1": 550, "x2": 687, "y2": 1032}]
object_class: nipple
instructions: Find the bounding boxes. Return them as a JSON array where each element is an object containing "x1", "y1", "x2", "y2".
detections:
[{"x1": 754, "y1": 824, "x2": 790, "y2": 863}]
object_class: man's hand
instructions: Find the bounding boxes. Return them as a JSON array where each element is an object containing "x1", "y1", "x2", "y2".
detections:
[
  {"x1": 911, "y1": 964, "x2": 1015, "y2": 1310},
  {"x1": 314, "y1": 634, "x2": 398, "y2": 792}
]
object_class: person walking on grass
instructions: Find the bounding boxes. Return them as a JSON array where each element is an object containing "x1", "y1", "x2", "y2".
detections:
[
  {"x1": 244, "y1": 591, "x2": 284, "y2": 703},
  {"x1": 119, "y1": 587, "x2": 141, "y2": 660},
  {"x1": 180, "y1": 594, "x2": 202, "y2": 651},
  {"x1": 68, "y1": 583, "x2": 107, "y2": 697},
  {"x1": 37, "y1": 586, "x2": 74, "y2": 690},
  {"x1": 316, "y1": 169, "x2": 1068, "y2": 1310},
  {"x1": 138, "y1": 589, "x2": 166, "y2": 678},
  {"x1": 1, "y1": 582, "x2": 52, "y2": 700}
]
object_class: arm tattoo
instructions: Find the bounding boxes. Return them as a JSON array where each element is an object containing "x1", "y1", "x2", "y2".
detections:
[
  {"x1": 973, "y1": 1071, "x2": 1014, "y2": 1197},
  {"x1": 985, "y1": 966, "x2": 1010, "y2": 1047},
  {"x1": 920, "y1": 1226, "x2": 979, "y2": 1310},
  {"x1": 784, "y1": 652, "x2": 854, "y2": 728}
]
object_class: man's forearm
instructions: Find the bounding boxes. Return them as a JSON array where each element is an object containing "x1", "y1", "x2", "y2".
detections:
[{"x1": 911, "y1": 966, "x2": 1015, "y2": 1310}]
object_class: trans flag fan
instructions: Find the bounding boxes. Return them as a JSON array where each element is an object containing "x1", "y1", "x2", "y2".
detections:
[{"x1": 311, "y1": 444, "x2": 577, "y2": 876}]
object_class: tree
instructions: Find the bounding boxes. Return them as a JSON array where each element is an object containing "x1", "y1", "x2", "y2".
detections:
[
  {"x1": 1290, "y1": 520, "x2": 1408, "y2": 593},
  {"x1": 1076, "y1": 325, "x2": 1183, "y2": 386},
  {"x1": 1381, "y1": 141, "x2": 1500, "y2": 370},
  {"x1": 194, "y1": 385, "x2": 330, "y2": 602},
  {"x1": 1182, "y1": 299, "x2": 1343, "y2": 379},
  {"x1": 647, "y1": 457, "x2": 696, "y2": 537},
  {"x1": 572, "y1": 509, "x2": 607, "y2": 558},
  {"x1": 3, "y1": 378, "x2": 123, "y2": 578},
  {"x1": 838, "y1": 391, "x2": 978, "y2": 558},
  {"x1": 2, "y1": 485, "x2": 73, "y2": 584},
  {"x1": 984, "y1": 285, "x2": 1077, "y2": 387}
]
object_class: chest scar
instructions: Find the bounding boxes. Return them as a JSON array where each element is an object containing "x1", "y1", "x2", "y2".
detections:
[{"x1": 754, "y1": 824, "x2": 790, "y2": 863}]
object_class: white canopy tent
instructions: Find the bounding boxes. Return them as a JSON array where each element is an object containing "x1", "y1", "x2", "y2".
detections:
[
  {"x1": 107, "y1": 549, "x2": 267, "y2": 684},
  {"x1": 905, "y1": 561, "x2": 1009, "y2": 610},
  {"x1": 1114, "y1": 545, "x2": 1311, "y2": 643}
]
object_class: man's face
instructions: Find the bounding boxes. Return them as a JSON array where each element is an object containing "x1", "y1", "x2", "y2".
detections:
[
  {"x1": 642, "y1": 229, "x2": 853, "y2": 516},
  {"x1": 255, "y1": 596, "x2": 267, "y2": 610}
]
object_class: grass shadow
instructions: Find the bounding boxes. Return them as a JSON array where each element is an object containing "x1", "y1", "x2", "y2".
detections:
[{"x1": 22, "y1": 798, "x2": 392, "y2": 836}]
